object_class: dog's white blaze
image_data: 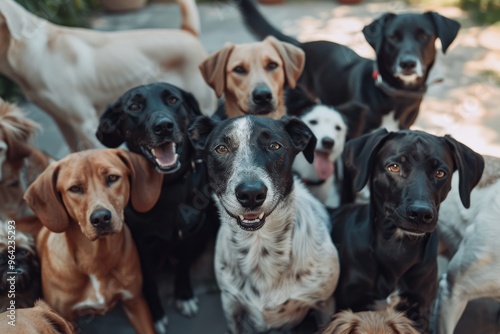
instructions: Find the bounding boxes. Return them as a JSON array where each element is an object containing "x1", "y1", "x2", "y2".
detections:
[
  {"x1": 120, "y1": 289, "x2": 134, "y2": 301},
  {"x1": 380, "y1": 111, "x2": 400, "y2": 132},
  {"x1": 72, "y1": 275, "x2": 106, "y2": 311}
]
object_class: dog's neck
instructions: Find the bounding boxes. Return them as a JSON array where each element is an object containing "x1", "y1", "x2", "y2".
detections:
[
  {"x1": 221, "y1": 192, "x2": 296, "y2": 288},
  {"x1": 64, "y1": 222, "x2": 127, "y2": 275}
]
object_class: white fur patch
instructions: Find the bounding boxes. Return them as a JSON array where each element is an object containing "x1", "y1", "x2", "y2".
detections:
[{"x1": 380, "y1": 111, "x2": 400, "y2": 133}]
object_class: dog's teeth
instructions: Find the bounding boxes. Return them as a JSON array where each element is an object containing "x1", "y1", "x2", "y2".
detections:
[
  {"x1": 239, "y1": 215, "x2": 244, "y2": 221},
  {"x1": 259, "y1": 212, "x2": 264, "y2": 219}
]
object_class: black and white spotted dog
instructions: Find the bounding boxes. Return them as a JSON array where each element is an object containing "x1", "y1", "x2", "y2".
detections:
[{"x1": 188, "y1": 115, "x2": 339, "y2": 333}]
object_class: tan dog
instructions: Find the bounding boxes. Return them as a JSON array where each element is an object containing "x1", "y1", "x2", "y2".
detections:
[
  {"x1": 0, "y1": 0, "x2": 216, "y2": 151},
  {"x1": 199, "y1": 36, "x2": 305, "y2": 119},
  {"x1": 0, "y1": 300, "x2": 75, "y2": 334},
  {"x1": 24, "y1": 149, "x2": 163, "y2": 334},
  {"x1": 322, "y1": 309, "x2": 419, "y2": 334},
  {"x1": 0, "y1": 99, "x2": 51, "y2": 231}
]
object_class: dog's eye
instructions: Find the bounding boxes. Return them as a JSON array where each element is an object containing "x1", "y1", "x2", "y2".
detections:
[
  {"x1": 309, "y1": 120, "x2": 318, "y2": 125},
  {"x1": 266, "y1": 62, "x2": 278, "y2": 71},
  {"x1": 417, "y1": 32, "x2": 429, "y2": 42},
  {"x1": 129, "y1": 103, "x2": 141, "y2": 111},
  {"x1": 233, "y1": 66, "x2": 246, "y2": 74},
  {"x1": 268, "y1": 142, "x2": 282, "y2": 151},
  {"x1": 388, "y1": 34, "x2": 401, "y2": 42},
  {"x1": 435, "y1": 170, "x2": 446, "y2": 179},
  {"x1": 168, "y1": 97, "x2": 178, "y2": 104},
  {"x1": 387, "y1": 164, "x2": 400, "y2": 173},
  {"x1": 68, "y1": 185, "x2": 83, "y2": 194},
  {"x1": 215, "y1": 145, "x2": 229, "y2": 154},
  {"x1": 335, "y1": 125, "x2": 342, "y2": 131},
  {"x1": 107, "y1": 175, "x2": 120, "y2": 184}
]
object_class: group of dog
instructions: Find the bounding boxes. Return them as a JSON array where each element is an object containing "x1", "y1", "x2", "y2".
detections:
[{"x1": 0, "y1": 0, "x2": 498, "y2": 333}]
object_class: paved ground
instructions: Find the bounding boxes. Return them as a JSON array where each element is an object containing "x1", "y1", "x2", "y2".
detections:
[{"x1": 21, "y1": 0, "x2": 500, "y2": 333}]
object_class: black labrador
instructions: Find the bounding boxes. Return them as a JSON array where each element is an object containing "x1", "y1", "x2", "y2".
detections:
[
  {"x1": 236, "y1": 0, "x2": 460, "y2": 135},
  {"x1": 95, "y1": 83, "x2": 218, "y2": 331},
  {"x1": 330, "y1": 129, "x2": 484, "y2": 333}
]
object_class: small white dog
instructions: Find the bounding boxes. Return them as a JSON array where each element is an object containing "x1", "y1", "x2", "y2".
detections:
[
  {"x1": 292, "y1": 105, "x2": 347, "y2": 207},
  {"x1": 434, "y1": 155, "x2": 500, "y2": 334},
  {"x1": 0, "y1": 0, "x2": 216, "y2": 151}
]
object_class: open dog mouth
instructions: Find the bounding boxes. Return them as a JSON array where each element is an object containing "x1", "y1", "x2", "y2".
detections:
[
  {"x1": 236, "y1": 212, "x2": 267, "y2": 231},
  {"x1": 314, "y1": 150, "x2": 334, "y2": 181},
  {"x1": 141, "y1": 142, "x2": 181, "y2": 174}
]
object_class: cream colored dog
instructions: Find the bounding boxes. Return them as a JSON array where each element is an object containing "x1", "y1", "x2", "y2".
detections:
[{"x1": 0, "y1": 0, "x2": 216, "y2": 151}]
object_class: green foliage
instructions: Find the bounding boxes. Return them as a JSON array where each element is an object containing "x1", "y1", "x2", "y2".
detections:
[
  {"x1": 460, "y1": 0, "x2": 500, "y2": 24},
  {"x1": 0, "y1": 0, "x2": 101, "y2": 101}
]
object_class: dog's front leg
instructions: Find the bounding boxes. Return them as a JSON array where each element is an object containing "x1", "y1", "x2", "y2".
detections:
[
  {"x1": 221, "y1": 291, "x2": 248, "y2": 334},
  {"x1": 122, "y1": 295, "x2": 157, "y2": 334},
  {"x1": 174, "y1": 253, "x2": 198, "y2": 317}
]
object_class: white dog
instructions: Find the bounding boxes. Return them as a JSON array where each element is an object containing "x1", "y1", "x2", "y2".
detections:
[
  {"x1": 434, "y1": 155, "x2": 500, "y2": 334},
  {"x1": 0, "y1": 0, "x2": 216, "y2": 151},
  {"x1": 292, "y1": 105, "x2": 347, "y2": 207}
]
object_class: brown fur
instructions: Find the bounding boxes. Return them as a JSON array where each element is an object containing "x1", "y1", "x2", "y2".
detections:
[
  {"x1": 0, "y1": 300, "x2": 75, "y2": 333},
  {"x1": 23, "y1": 149, "x2": 163, "y2": 334},
  {"x1": 0, "y1": 99, "x2": 49, "y2": 231},
  {"x1": 322, "y1": 309, "x2": 419, "y2": 334},
  {"x1": 199, "y1": 36, "x2": 305, "y2": 119}
]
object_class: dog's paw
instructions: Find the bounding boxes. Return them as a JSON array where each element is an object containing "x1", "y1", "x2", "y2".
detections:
[
  {"x1": 175, "y1": 297, "x2": 199, "y2": 317},
  {"x1": 154, "y1": 316, "x2": 169, "y2": 334}
]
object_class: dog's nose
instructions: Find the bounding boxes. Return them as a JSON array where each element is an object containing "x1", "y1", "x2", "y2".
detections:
[
  {"x1": 407, "y1": 204, "x2": 434, "y2": 224},
  {"x1": 152, "y1": 119, "x2": 174, "y2": 136},
  {"x1": 90, "y1": 209, "x2": 112, "y2": 227},
  {"x1": 321, "y1": 137, "x2": 335, "y2": 150},
  {"x1": 399, "y1": 57, "x2": 417, "y2": 71},
  {"x1": 236, "y1": 181, "x2": 268, "y2": 209},
  {"x1": 252, "y1": 87, "x2": 273, "y2": 106}
]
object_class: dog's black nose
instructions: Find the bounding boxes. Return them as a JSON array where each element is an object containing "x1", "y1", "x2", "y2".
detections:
[
  {"x1": 252, "y1": 87, "x2": 273, "y2": 106},
  {"x1": 152, "y1": 119, "x2": 174, "y2": 136},
  {"x1": 407, "y1": 204, "x2": 434, "y2": 224},
  {"x1": 90, "y1": 209, "x2": 112, "y2": 227},
  {"x1": 399, "y1": 57, "x2": 417, "y2": 71},
  {"x1": 321, "y1": 137, "x2": 335, "y2": 150},
  {"x1": 236, "y1": 181, "x2": 268, "y2": 209}
]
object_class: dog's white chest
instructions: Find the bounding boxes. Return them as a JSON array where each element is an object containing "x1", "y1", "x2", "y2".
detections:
[
  {"x1": 380, "y1": 111, "x2": 400, "y2": 132},
  {"x1": 72, "y1": 275, "x2": 110, "y2": 314}
]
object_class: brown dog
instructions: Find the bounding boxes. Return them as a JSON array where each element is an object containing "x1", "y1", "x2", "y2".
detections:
[
  {"x1": 0, "y1": 300, "x2": 75, "y2": 334},
  {"x1": 0, "y1": 99, "x2": 51, "y2": 229},
  {"x1": 24, "y1": 149, "x2": 163, "y2": 334},
  {"x1": 322, "y1": 309, "x2": 419, "y2": 334},
  {"x1": 199, "y1": 36, "x2": 305, "y2": 119}
]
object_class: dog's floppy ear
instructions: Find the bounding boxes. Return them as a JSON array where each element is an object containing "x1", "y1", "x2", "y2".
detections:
[
  {"x1": 115, "y1": 149, "x2": 163, "y2": 213},
  {"x1": 188, "y1": 116, "x2": 217, "y2": 152},
  {"x1": 0, "y1": 1, "x2": 42, "y2": 40},
  {"x1": 4, "y1": 135, "x2": 32, "y2": 162},
  {"x1": 281, "y1": 115, "x2": 316, "y2": 163},
  {"x1": 363, "y1": 13, "x2": 396, "y2": 53},
  {"x1": 343, "y1": 128, "x2": 392, "y2": 192},
  {"x1": 321, "y1": 310, "x2": 360, "y2": 334},
  {"x1": 182, "y1": 91, "x2": 203, "y2": 119},
  {"x1": 96, "y1": 100, "x2": 125, "y2": 148},
  {"x1": 425, "y1": 12, "x2": 460, "y2": 53},
  {"x1": 443, "y1": 135, "x2": 484, "y2": 208},
  {"x1": 23, "y1": 162, "x2": 71, "y2": 233},
  {"x1": 199, "y1": 44, "x2": 235, "y2": 98},
  {"x1": 335, "y1": 101, "x2": 369, "y2": 140},
  {"x1": 266, "y1": 36, "x2": 305, "y2": 89}
]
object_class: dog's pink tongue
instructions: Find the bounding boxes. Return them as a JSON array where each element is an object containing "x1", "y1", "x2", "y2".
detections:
[
  {"x1": 152, "y1": 143, "x2": 176, "y2": 167},
  {"x1": 314, "y1": 151, "x2": 334, "y2": 180}
]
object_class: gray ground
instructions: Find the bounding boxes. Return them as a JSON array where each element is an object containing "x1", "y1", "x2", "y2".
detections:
[{"x1": 20, "y1": 0, "x2": 500, "y2": 333}]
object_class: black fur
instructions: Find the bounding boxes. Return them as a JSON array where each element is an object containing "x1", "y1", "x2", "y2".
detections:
[
  {"x1": 96, "y1": 82, "x2": 219, "y2": 322},
  {"x1": 331, "y1": 129, "x2": 484, "y2": 333}
]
